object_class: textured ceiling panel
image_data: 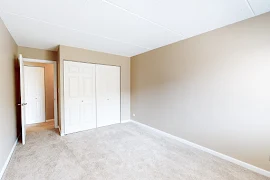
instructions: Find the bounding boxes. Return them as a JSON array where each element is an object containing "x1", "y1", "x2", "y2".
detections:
[
  {"x1": 248, "y1": 0, "x2": 270, "y2": 15},
  {"x1": 1, "y1": 13, "x2": 147, "y2": 56},
  {"x1": 0, "y1": 0, "x2": 85, "y2": 28},
  {"x1": 106, "y1": 0, "x2": 254, "y2": 38},
  {"x1": 75, "y1": 0, "x2": 182, "y2": 49}
]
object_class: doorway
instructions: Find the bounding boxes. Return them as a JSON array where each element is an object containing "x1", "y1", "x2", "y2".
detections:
[{"x1": 18, "y1": 56, "x2": 58, "y2": 144}]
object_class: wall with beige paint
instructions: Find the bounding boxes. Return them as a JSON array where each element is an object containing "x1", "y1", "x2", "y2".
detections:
[
  {"x1": 58, "y1": 45, "x2": 130, "y2": 134},
  {"x1": 131, "y1": 12, "x2": 270, "y2": 171},
  {"x1": 24, "y1": 62, "x2": 54, "y2": 120},
  {"x1": 18, "y1": 46, "x2": 58, "y2": 61},
  {"x1": 0, "y1": 18, "x2": 18, "y2": 174}
]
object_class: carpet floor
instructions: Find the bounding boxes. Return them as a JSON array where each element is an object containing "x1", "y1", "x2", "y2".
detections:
[{"x1": 2, "y1": 122, "x2": 269, "y2": 180}]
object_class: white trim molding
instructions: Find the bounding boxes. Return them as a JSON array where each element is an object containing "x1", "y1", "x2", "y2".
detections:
[
  {"x1": 46, "y1": 119, "x2": 54, "y2": 122},
  {"x1": 121, "y1": 119, "x2": 131, "y2": 123},
  {"x1": 0, "y1": 138, "x2": 18, "y2": 179},
  {"x1": 129, "y1": 119, "x2": 270, "y2": 178},
  {"x1": 23, "y1": 58, "x2": 55, "y2": 64}
]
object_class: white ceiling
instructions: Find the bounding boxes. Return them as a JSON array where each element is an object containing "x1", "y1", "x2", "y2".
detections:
[{"x1": 0, "y1": 0, "x2": 269, "y2": 57}]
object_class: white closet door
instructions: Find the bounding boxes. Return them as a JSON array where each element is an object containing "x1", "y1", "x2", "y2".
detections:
[
  {"x1": 24, "y1": 66, "x2": 46, "y2": 124},
  {"x1": 96, "y1": 65, "x2": 120, "y2": 127},
  {"x1": 64, "y1": 61, "x2": 96, "y2": 134},
  {"x1": 80, "y1": 64, "x2": 96, "y2": 131}
]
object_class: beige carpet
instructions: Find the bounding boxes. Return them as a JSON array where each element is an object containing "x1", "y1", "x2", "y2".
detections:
[{"x1": 2, "y1": 122, "x2": 268, "y2": 180}]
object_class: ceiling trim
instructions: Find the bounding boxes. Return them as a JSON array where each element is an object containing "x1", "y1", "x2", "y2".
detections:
[
  {"x1": 101, "y1": 0, "x2": 184, "y2": 37},
  {"x1": 245, "y1": 0, "x2": 255, "y2": 15}
]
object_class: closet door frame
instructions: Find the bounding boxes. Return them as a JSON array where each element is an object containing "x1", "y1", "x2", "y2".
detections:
[{"x1": 63, "y1": 60, "x2": 121, "y2": 135}]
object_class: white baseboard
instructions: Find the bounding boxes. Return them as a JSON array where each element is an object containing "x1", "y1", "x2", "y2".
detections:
[
  {"x1": 46, "y1": 119, "x2": 54, "y2": 122},
  {"x1": 129, "y1": 119, "x2": 270, "y2": 178},
  {"x1": 121, "y1": 119, "x2": 132, "y2": 123},
  {"x1": 0, "y1": 138, "x2": 18, "y2": 179}
]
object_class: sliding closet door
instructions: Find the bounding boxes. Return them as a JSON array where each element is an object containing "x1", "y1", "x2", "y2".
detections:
[
  {"x1": 64, "y1": 61, "x2": 96, "y2": 134},
  {"x1": 96, "y1": 65, "x2": 120, "y2": 127}
]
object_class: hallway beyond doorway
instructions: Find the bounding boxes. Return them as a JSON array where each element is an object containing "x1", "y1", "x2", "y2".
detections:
[{"x1": 26, "y1": 120, "x2": 55, "y2": 133}]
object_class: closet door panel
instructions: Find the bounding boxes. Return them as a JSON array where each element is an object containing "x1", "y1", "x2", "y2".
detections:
[
  {"x1": 64, "y1": 61, "x2": 82, "y2": 134},
  {"x1": 80, "y1": 63, "x2": 96, "y2": 130},
  {"x1": 66, "y1": 103, "x2": 80, "y2": 126},
  {"x1": 96, "y1": 65, "x2": 120, "y2": 127}
]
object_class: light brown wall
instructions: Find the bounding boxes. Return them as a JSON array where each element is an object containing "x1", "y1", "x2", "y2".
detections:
[
  {"x1": 24, "y1": 62, "x2": 54, "y2": 120},
  {"x1": 58, "y1": 45, "x2": 130, "y2": 134},
  {"x1": 0, "y1": 18, "x2": 18, "y2": 172},
  {"x1": 18, "y1": 46, "x2": 58, "y2": 61},
  {"x1": 131, "y1": 12, "x2": 270, "y2": 171},
  {"x1": 45, "y1": 63, "x2": 54, "y2": 120}
]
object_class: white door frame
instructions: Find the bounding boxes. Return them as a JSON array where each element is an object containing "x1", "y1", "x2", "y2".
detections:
[{"x1": 23, "y1": 58, "x2": 59, "y2": 128}]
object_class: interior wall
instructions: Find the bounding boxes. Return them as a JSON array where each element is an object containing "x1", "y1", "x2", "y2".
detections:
[
  {"x1": 58, "y1": 45, "x2": 130, "y2": 134},
  {"x1": 0, "y1": 18, "x2": 18, "y2": 174},
  {"x1": 23, "y1": 62, "x2": 54, "y2": 120},
  {"x1": 18, "y1": 46, "x2": 58, "y2": 61},
  {"x1": 131, "y1": 12, "x2": 270, "y2": 171}
]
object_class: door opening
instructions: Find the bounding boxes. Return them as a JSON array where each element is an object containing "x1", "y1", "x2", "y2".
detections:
[{"x1": 18, "y1": 55, "x2": 59, "y2": 144}]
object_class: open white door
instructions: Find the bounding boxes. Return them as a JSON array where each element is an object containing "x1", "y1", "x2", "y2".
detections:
[{"x1": 18, "y1": 54, "x2": 26, "y2": 145}]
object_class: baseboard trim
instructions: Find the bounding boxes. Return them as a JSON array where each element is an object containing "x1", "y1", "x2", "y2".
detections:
[
  {"x1": 121, "y1": 119, "x2": 132, "y2": 123},
  {"x1": 129, "y1": 119, "x2": 270, "y2": 177},
  {"x1": 0, "y1": 138, "x2": 18, "y2": 179},
  {"x1": 46, "y1": 119, "x2": 54, "y2": 122}
]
